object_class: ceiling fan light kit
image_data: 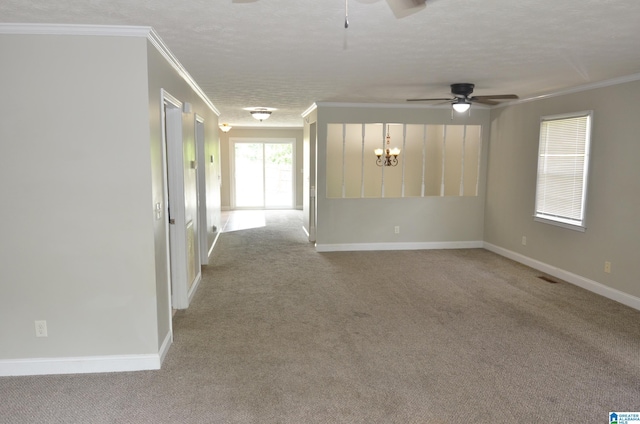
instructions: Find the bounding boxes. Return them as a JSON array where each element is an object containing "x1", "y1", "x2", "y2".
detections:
[{"x1": 452, "y1": 99, "x2": 471, "y2": 113}]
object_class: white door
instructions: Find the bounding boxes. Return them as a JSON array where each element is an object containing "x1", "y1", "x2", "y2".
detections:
[{"x1": 162, "y1": 91, "x2": 201, "y2": 311}]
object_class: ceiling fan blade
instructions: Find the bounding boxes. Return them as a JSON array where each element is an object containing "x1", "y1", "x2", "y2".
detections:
[
  {"x1": 471, "y1": 94, "x2": 519, "y2": 101},
  {"x1": 406, "y1": 97, "x2": 452, "y2": 102},
  {"x1": 471, "y1": 98, "x2": 499, "y2": 106},
  {"x1": 385, "y1": 0, "x2": 426, "y2": 18}
]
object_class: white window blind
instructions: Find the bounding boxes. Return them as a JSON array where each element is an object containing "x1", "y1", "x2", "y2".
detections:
[{"x1": 535, "y1": 111, "x2": 592, "y2": 230}]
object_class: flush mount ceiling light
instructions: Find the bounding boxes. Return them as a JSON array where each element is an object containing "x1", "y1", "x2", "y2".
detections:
[
  {"x1": 251, "y1": 110, "x2": 271, "y2": 121},
  {"x1": 219, "y1": 123, "x2": 232, "y2": 133},
  {"x1": 244, "y1": 107, "x2": 277, "y2": 122}
]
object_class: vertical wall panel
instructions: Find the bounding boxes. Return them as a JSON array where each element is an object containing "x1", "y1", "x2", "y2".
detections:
[
  {"x1": 326, "y1": 124, "x2": 344, "y2": 197},
  {"x1": 344, "y1": 124, "x2": 364, "y2": 198},
  {"x1": 403, "y1": 124, "x2": 425, "y2": 197},
  {"x1": 444, "y1": 125, "x2": 464, "y2": 196},
  {"x1": 384, "y1": 123, "x2": 403, "y2": 198},
  {"x1": 363, "y1": 124, "x2": 384, "y2": 197}
]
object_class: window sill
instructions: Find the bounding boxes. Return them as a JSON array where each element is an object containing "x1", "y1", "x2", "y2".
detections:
[{"x1": 534, "y1": 216, "x2": 586, "y2": 232}]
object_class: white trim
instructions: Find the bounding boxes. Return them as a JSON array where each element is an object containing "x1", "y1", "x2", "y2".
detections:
[
  {"x1": 163, "y1": 91, "x2": 190, "y2": 310},
  {"x1": 158, "y1": 330, "x2": 172, "y2": 364},
  {"x1": 187, "y1": 273, "x2": 202, "y2": 304},
  {"x1": 0, "y1": 353, "x2": 161, "y2": 377},
  {"x1": 195, "y1": 115, "x2": 209, "y2": 265},
  {"x1": 159, "y1": 90, "x2": 176, "y2": 341},
  {"x1": 506, "y1": 72, "x2": 640, "y2": 107},
  {"x1": 228, "y1": 125, "x2": 304, "y2": 130},
  {"x1": 208, "y1": 229, "x2": 222, "y2": 258},
  {"x1": 301, "y1": 103, "x2": 318, "y2": 118},
  {"x1": 0, "y1": 23, "x2": 151, "y2": 37},
  {"x1": 483, "y1": 242, "x2": 640, "y2": 311},
  {"x1": 0, "y1": 23, "x2": 220, "y2": 117},
  {"x1": 315, "y1": 101, "x2": 457, "y2": 110},
  {"x1": 315, "y1": 241, "x2": 483, "y2": 252},
  {"x1": 146, "y1": 28, "x2": 220, "y2": 116}
]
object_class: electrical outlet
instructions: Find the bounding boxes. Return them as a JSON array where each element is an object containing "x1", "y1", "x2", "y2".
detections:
[
  {"x1": 522, "y1": 236, "x2": 527, "y2": 246},
  {"x1": 604, "y1": 261, "x2": 611, "y2": 274},
  {"x1": 394, "y1": 226, "x2": 400, "y2": 234},
  {"x1": 35, "y1": 320, "x2": 48, "y2": 338}
]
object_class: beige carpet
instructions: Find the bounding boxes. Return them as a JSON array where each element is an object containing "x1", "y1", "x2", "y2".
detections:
[{"x1": 2, "y1": 210, "x2": 639, "y2": 423}]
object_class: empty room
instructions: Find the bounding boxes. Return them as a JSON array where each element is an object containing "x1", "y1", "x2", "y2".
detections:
[{"x1": 1, "y1": 1, "x2": 639, "y2": 423}]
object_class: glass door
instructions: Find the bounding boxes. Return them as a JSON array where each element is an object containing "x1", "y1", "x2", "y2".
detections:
[{"x1": 233, "y1": 140, "x2": 293, "y2": 209}]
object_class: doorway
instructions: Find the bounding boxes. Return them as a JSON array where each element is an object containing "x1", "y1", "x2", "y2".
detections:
[
  {"x1": 231, "y1": 139, "x2": 295, "y2": 209},
  {"x1": 162, "y1": 90, "x2": 201, "y2": 311}
]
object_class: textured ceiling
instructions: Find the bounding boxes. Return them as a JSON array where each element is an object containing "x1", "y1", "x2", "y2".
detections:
[{"x1": 2, "y1": 0, "x2": 640, "y2": 128}]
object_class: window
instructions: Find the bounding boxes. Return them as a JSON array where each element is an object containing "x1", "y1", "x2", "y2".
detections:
[{"x1": 534, "y1": 111, "x2": 592, "y2": 230}]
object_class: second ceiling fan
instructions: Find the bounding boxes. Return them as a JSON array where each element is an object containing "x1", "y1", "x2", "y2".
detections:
[{"x1": 407, "y1": 83, "x2": 519, "y2": 112}]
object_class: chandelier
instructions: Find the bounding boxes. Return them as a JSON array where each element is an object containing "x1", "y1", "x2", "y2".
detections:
[{"x1": 374, "y1": 125, "x2": 401, "y2": 167}]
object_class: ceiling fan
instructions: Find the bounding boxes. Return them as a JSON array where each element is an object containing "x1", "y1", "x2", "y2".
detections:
[
  {"x1": 407, "y1": 83, "x2": 519, "y2": 112},
  {"x1": 344, "y1": 0, "x2": 426, "y2": 27},
  {"x1": 384, "y1": 0, "x2": 427, "y2": 18}
]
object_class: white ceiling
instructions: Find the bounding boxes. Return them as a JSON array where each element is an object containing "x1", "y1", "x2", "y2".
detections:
[{"x1": 2, "y1": 0, "x2": 640, "y2": 128}]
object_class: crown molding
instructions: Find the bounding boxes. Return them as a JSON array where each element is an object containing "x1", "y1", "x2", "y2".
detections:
[
  {"x1": 226, "y1": 126, "x2": 303, "y2": 130},
  {"x1": 0, "y1": 23, "x2": 220, "y2": 116},
  {"x1": 314, "y1": 101, "x2": 453, "y2": 110},
  {"x1": 0, "y1": 23, "x2": 151, "y2": 37},
  {"x1": 146, "y1": 27, "x2": 220, "y2": 116},
  {"x1": 301, "y1": 103, "x2": 318, "y2": 118},
  {"x1": 496, "y1": 72, "x2": 640, "y2": 109}
]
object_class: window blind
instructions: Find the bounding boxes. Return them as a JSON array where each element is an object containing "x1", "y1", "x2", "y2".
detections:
[{"x1": 535, "y1": 112, "x2": 592, "y2": 228}]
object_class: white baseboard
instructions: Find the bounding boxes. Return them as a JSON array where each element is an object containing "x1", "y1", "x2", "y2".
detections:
[
  {"x1": 208, "y1": 229, "x2": 222, "y2": 259},
  {"x1": 159, "y1": 330, "x2": 172, "y2": 365},
  {"x1": 484, "y1": 242, "x2": 640, "y2": 311},
  {"x1": 0, "y1": 353, "x2": 161, "y2": 377},
  {"x1": 187, "y1": 273, "x2": 202, "y2": 304},
  {"x1": 315, "y1": 240, "x2": 483, "y2": 253}
]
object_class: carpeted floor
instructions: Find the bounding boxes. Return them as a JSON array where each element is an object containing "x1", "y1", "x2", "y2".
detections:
[{"x1": 1, "y1": 210, "x2": 639, "y2": 423}]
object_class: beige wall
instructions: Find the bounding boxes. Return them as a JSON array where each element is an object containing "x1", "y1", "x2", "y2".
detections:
[
  {"x1": 0, "y1": 29, "x2": 221, "y2": 370},
  {"x1": 485, "y1": 80, "x2": 640, "y2": 299},
  {"x1": 0, "y1": 34, "x2": 157, "y2": 359},
  {"x1": 146, "y1": 39, "x2": 221, "y2": 349},
  {"x1": 218, "y1": 127, "x2": 304, "y2": 210}
]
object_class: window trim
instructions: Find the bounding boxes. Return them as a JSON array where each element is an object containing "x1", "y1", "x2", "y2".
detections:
[{"x1": 533, "y1": 110, "x2": 593, "y2": 232}]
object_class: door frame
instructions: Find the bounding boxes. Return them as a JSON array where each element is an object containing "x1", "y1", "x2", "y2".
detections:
[
  {"x1": 229, "y1": 137, "x2": 296, "y2": 209},
  {"x1": 195, "y1": 115, "x2": 210, "y2": 265},
  {"x1": 161, "y1": 89, "x2": 191, "y2": 311}
]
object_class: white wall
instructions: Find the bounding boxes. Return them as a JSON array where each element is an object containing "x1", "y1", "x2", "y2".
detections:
[
  {"x1": 485, "y1": 79, "x2": 640, "y2": 301},
  {"x1": 314, "y1": 104, "x2": 491, "y2": 250}
]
